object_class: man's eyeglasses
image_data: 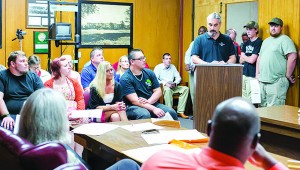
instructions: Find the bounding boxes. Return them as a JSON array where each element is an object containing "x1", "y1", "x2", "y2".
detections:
[{"x1": 132, "y1": 57, "x2": 146, "y2": 61}]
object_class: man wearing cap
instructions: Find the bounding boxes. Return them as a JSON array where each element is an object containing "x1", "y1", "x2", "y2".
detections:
[
  {"x1": 191, "y1": 12, "x2": 236, "y2": 64},
  {"x1": 257, "y1": 17, "x2": 297, "y2": 107},
  {"x1": 240, "y1": 21, "x2": 263, "y2": 102}
]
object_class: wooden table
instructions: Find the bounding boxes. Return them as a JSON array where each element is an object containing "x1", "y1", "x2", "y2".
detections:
[
  {"x1": 257, "y1": 105, "x2": 300, "y2": 138},
  {"x1": 257, "y1": 105, "x2": 300, "y2": 159},
  {"x1": 73, "y1": 119, "x2": 292, "y2": 169}
]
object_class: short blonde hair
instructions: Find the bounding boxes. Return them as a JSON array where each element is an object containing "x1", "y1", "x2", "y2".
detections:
[
  {"x1": 18, "y1": 88, "x2": 70, "y2": 145},
  {"x1": 90, "y1": 61, "x2": 114, "y2": 98}
]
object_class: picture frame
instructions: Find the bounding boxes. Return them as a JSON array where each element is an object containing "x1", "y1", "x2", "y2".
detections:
[
  {"x1": 78, "y1": 1, "x2": 133, "y2": 48},
  {"x1": 26, "y1": 0, "x2": 55, "y2": 28},
  {"x1": 33, "y1": 31, "x2": 49, "y2": 54}
]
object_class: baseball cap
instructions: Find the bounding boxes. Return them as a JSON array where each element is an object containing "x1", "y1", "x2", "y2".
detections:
[
  {"x1": 244, "y1": 21, "x2": 259, "y2": 29},
  {"x1": 268, "y1": 17, "x2": 283, "y2": 26}
]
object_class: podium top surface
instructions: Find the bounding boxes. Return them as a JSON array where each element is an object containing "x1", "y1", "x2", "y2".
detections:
[{"x1": 194, "y1": 63, "x2": 243, "y2": 67}]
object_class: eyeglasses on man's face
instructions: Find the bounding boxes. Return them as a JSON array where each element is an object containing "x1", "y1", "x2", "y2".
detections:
[{"x1": 132, "y1": 56, "x2": 146, "y2": 61}]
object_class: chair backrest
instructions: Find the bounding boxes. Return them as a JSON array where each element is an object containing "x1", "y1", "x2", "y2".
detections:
[
  {"x1": 0, "y1": 127, "x2": 68, "y2": 170},
  {"x1": 83, "y1": 90, "x2": 90, "y2": 109},
  {"x1": 0, "y1": 127, "x2": 33, "y2": 170}
]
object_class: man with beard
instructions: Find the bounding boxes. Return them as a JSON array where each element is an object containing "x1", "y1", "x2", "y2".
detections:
[
  {"x1": 257, "y1": 18, "x2": 297, "y2": 107},
  {"x1": 0, "y1": 51, "x2": 44, "y2": 130},
  {"x1": 191, "y1": 12, "x2": 236, "y2": 64}
]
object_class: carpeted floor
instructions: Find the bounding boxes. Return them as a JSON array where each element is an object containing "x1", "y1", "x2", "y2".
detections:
[{"x1": 178, "y1": 116, "x2": 193, "y2": 129}]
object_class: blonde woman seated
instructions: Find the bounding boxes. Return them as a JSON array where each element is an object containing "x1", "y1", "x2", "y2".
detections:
[
  {"x1": 18, "y1": 88, "x2": 88, "y2": 167},
  {"x1": 116, "y1": 55, "x2": 129, "y2": 77},
  {"x1": 44, "y1": 57, "x2": 85, "y2": 111},
  {"x1": 88, "y1": 61, "x2": 128, "y2": 122}
]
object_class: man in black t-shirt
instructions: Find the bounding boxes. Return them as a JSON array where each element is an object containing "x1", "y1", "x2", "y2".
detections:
[
  {"x1": 120, "y1": 49, "x2": 178, "y2": 120},
  {"x1": 0, "y1": 51, "x2": 44, "y2": 130},
  {"x1": 239, "y1": 21, "x2": 263, "y2": 102}
]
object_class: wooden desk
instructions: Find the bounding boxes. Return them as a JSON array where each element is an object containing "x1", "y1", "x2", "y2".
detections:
[
  {"x1": 257, "y1": 105, "x2": 300, "y2": 159},
  {"x1": 73, "y1": 119, "x2": 292, "y2": 169}
]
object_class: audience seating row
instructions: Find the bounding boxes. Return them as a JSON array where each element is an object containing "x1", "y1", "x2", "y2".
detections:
[{"x1": 0, "y1": 127, "x2": 87, "y2": 170}]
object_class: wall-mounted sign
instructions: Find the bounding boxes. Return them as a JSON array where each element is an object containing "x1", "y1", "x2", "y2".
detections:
[{"x1": 33, "y1": 31, "x2": 48, "y2": 54}]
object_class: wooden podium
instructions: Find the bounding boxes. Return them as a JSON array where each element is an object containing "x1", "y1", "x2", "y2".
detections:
[{"x1": 193, "y1": 64, "x2": 243, "y2": 133}]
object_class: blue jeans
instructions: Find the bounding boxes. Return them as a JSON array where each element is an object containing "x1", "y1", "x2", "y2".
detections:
[
  {"x1": 126, "y1": 103, "x2": 178, "y2": 120},
  {"x1": 106, "y1": 159, "x2": 140, "y2": 170}
]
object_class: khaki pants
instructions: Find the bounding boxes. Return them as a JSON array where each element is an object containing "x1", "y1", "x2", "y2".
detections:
[
  {"x1": 242, "y1": 75, "x2": 256, "y2": 102},
  {"x1": 260, "y1": 77, "x2": 289, "y2": 107},
  {"x1": 163, "y1": 85, "x2": 189, "y2": 113}
]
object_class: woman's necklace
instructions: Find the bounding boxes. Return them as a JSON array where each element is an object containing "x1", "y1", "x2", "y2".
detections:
[{"x1": 133, "y1": 71, "x2": 143, "y2": 81}]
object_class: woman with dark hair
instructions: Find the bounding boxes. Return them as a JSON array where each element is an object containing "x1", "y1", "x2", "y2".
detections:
[{"x1": 44, "y1": 56, "x2": 84, "y2": 111}]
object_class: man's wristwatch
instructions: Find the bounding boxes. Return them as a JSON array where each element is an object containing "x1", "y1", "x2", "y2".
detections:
[{"x1": 1, "y1": 113, "x2": 10, "y2": 118}]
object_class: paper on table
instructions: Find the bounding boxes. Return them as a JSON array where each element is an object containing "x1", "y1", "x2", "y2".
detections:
[
  {"x1": 13, "y1": 114, "x2": 20, "y2": 134},
  {"x1": 122, "y1": 144, "x2": 201, "y2": 163},
  {"x1": 70, "y1": 109, "x2": 103, "y2": 118},
  {"x1": 72, "y1": 123, "x2": 119, "y2": 135},
  {"x1": 250, "y1": 79, "x2": 261, "y2": 104},
  {"x1": 121, "y1": 122, "x2": 164, "y2": 132},
  {"x1": 151, "y1": 112, "x2": 174, "y2": 122},
  {"x1": 141, "y1": 129, "x2": 207, "y2": 145}
]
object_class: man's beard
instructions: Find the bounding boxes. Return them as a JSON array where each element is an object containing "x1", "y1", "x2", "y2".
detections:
[
  {"x1": 16, "y1": 66, "x2": 28, "y2": 75},
  {"x1": 208, "y1": 30, "x2": 217, "y2": 37},
  {"x1": 270, "y1": 32, "x2": 281, "y2": 37}
]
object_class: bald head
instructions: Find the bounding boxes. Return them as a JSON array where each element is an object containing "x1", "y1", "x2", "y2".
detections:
[{"x1": 208, "y1": 97, "x2": 260, "y2": 163}]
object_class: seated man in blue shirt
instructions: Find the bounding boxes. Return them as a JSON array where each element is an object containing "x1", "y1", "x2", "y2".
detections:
[
  {"x1": 120, "y1": 49, "x2": 178, "y2": 120},
  {"x1": 81, "y1": 47, "x2": 104, "y2": 91},
  {"x1": 192, "y1": 12, "x2": 236, "y2": 64},
  {"x1": 81, "y1": 47, "x2": 120, "y2": 91}
]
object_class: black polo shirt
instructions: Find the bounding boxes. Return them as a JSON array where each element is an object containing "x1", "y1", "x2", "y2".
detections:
[{"x1": 191, "y1": 32, "x2": 235, "y2": 62}]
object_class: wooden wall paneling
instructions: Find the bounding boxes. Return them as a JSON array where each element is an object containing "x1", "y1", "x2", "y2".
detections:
[
  {"x1": 134, "y1": 0, "x2": 180, "y2": 69},
  {"x1": 0, "y1": 0, "x2": 5, "y2": 66},
  {"x1": 181, "y1": 0, "x2": 193, "y2": 82},
  {"x1": 1, "y1": 0, "x2": 181, "y2": 74},
  {"x1": 6, "y1": 0, "x2": 26, "y2": 58}
]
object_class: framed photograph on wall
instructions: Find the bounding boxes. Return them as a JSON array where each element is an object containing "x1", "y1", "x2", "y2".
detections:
[
  {"x1": 78, "y1": 1, "x2": 133, "y2": 48},
  {"x1": 26, "y1": 0, "x2": 55, "y2": 28},
  {"x1": 33, "y1": 31, "x2": 48, "y2": 54}
]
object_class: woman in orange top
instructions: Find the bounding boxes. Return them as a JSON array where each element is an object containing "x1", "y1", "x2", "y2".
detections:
[{"x1": 44, "y1": 57, "x2": 84, "y2": 111}]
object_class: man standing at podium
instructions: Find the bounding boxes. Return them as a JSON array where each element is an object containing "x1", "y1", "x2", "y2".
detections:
[
  {"x1": 191, "y1": 12, "x2": 236, "y2": 64},
  {"x1": 257, "y1": 17, "x2": 297, "y2": 107}
]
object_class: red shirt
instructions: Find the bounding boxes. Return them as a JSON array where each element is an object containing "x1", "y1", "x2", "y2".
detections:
[{"x1": 141, "y1": 147, "x2": 288, "y2": 170}]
